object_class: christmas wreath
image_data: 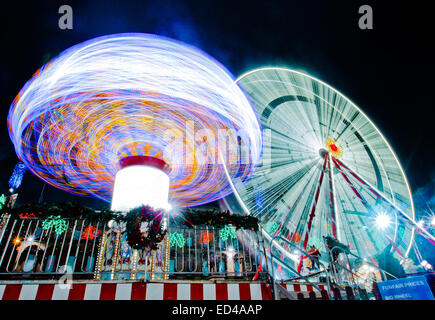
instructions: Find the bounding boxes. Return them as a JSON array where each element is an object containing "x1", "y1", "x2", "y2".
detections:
[{"x1": 124, "y1": 205, "x2": 167, "y2": 251}]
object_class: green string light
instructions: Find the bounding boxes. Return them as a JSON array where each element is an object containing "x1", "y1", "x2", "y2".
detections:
[
  {"x1": 267, "y1": 221, "x2": 280, "y2": 234},
  {"x1": 42, "y1": 215, "x2": 68, "y2": 235},
  {"x1": 0, "y1": 194, "x2": 5, "y2": 210},
  {"x1": 169, "y1": 232, "x2": 185, "y2": 248},
  {"x1": 220, "y1": 225, "x2": 237, "y2": 242}
]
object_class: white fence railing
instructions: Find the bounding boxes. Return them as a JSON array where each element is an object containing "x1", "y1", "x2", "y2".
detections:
[{"x1": 0, "y1": 215, "x2": 266, "y2": 281}]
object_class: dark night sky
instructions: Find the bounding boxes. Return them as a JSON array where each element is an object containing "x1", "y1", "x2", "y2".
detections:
[{"x1": 0, "y1": 1, "x2": 434, "y2": 217}]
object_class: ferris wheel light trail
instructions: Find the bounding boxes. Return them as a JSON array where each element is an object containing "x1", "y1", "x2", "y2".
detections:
[
  {"x1": 8, "y1": 33, "x2": 262, "y2": 208},
  {"x1": 228, "y1": 67, "x2": 417, "y2": 262}
]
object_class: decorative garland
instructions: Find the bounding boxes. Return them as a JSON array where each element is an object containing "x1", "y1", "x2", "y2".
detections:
[
  {"x1": 178, "y1": 208, "x2": 259, "y2": 231},
  {"x1": 0, "y1": 201, "x2": 120, "y2": 221}
]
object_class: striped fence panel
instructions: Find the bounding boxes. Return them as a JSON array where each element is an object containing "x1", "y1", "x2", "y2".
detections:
[{"x1": 0, "y1": 282, "x2": 274, "y2": 300}]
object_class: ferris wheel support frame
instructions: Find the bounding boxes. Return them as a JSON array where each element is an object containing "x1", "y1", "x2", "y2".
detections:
[
  {"x1": 333, "y1": 157, "x2": 435, "y2": 246},
  {"x1": 297, "y1": 153, "x2": 328, "y2": 273},
  {"x1": 327, "y1": 153, "x2": 338, "y2": 239}
]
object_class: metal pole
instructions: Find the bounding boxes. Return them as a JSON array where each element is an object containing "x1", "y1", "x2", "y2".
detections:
[
  {"x1": 260, "y1": 225, "x2": 269, "y2": 276},
  {"x1": 327, "y1": 154, "x2": 338, "y2": 239}
]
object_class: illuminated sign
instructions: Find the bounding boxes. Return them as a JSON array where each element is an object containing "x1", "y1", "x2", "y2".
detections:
[{"x1": 378, "y1": 276, "x2": 434, "y2": 300}]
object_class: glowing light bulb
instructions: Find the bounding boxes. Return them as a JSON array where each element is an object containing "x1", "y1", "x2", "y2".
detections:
[
  {"x1": 111, "y1": 157, "x2": 171, "y2": 213},
  {"x1": 375, "y1": 213, "x2": 391, "y2": 229}
]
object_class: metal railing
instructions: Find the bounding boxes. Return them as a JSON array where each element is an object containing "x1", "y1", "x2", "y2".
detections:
[
  {"x1": 326, "y1": 244, "x2": 397, "y2": 293},
  {"x1": 0, "y1": 215, "x2": 267, "y2": 281},
  {"x1": 268, "y1": 235, "x2": 332, "y2": 299}
]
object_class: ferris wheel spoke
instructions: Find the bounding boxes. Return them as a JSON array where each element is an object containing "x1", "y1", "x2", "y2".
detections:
[
  {"x1": 253, "y1": 159, "x2": 321, "y2": 220},
  {"x1": 265, "y1": 124, "x2": 317, "y2": 154},
  {"x1": 279, "y1": 167, "x2": 320, "y2": 236}
]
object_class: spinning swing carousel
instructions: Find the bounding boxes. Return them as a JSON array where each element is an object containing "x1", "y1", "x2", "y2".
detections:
[{"x1": 4, "y1": 33, "x2": 263, "y2": 281}]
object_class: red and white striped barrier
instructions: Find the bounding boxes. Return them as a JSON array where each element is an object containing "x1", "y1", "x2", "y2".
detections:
[
  {"x1": 280, "y1": 283, "x2": 328, "y2": 299},
  {"x1": 0, "y1": 282, "x2": 274, "y2": 300}
]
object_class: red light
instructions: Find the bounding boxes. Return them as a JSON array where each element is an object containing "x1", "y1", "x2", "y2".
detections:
[{"x1": 330, "y1": 144, "x2": 338, "y2": 152}]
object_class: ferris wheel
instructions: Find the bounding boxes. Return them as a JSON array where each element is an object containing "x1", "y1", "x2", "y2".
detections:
[{"x1": 228, "y1": 67, "x2": 434, "y2": 262}]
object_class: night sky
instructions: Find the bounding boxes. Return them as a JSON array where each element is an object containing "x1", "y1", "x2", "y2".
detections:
[{"x1": 1, "y1": 1, "x2": 434, "y2": 220}]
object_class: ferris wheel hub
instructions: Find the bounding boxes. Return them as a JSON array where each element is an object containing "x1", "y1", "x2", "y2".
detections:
[
  {"x1": 319, "y1": 148, "x2": 328, "y2": 158},
  {"x1": 326, "y1": 138, "x2": 343, "y2": 158}
]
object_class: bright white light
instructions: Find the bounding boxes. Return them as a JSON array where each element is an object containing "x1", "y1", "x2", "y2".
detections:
[
  {"x1": 417, "y1": 220, "x2": 425, "y2": 228},
  {"x1": 421, "y1": 260, "x2": 428, "y2": 267},
  {"x1": 27, "y1": 236, "x2": 34, "y2": 242},
  {"x1": 289, "y1": 253, "x2": 299, "y2": 262},
  {"x1": 107, "y1": 220, "x2": 115, "y2": 229},
  {"x1": 375, "y1": 213, "x2": 391, "y2": 229},
  {"x1": 431, "y1": 216, "x2": 435, "y2": 226},
  {"x1": 111, "y1": 165, "x2": 170, "y2": 213},
  {"x1": 162, "y1": 217, "x2": 168, "y2": 231},
  {"x1": 226, "y1": 246, "x2": 235, "y2": 258}
]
